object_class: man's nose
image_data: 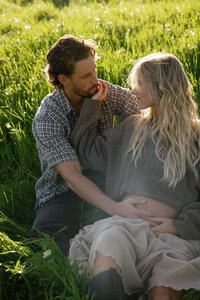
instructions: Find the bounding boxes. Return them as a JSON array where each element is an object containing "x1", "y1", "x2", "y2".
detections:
[{"x1": 91, "y1": 73, "x2": 98, "y2": 85}]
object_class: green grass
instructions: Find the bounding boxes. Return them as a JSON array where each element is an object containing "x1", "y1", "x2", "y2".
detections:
[{"x1": 0, "y1": 0, "x2": 200, "y2": 298}]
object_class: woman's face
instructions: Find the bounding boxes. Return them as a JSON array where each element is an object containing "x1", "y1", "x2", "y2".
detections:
[{"x1": 131, "y1": 71, "x2": 154, "y2": 110}]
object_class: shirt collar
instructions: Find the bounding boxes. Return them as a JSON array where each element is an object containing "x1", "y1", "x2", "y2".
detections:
[{"x1": 59, "y1": 88, "x2": 74, "y2": 115}]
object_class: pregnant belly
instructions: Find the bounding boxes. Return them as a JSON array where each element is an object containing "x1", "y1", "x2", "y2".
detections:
[{"x1": 122, "y1": 194, "x2": 178, "y2": 218}]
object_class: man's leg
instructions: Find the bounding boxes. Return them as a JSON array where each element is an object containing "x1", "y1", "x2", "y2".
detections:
[
  {"x1": 30, "y1": 189, "x2": 83, "y2": 254},
  {"x1": 31, "y1": 169, "x2": 107, "y2": 254}
]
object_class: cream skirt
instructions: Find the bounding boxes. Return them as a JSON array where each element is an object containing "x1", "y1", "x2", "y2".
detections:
[{"x1": 69, "y1": 216, "x2": 200, "y2": 295}]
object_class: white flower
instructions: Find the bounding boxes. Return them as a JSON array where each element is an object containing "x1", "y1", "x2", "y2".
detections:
[
  {"x1": 24, "y1": 25, "x2": 31, "y2": 30},
  {"x1": 43, "y1": 249, "x2": 52, "y2": 258}
]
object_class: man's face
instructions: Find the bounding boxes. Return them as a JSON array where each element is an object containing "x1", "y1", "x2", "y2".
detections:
[{"x1": 66, "y1": 55, "x2": 99, "y2": 98}]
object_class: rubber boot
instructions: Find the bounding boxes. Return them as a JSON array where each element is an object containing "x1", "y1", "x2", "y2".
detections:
[{"x1": 89, "y1": 268, "x2": 126, "y2": 300}]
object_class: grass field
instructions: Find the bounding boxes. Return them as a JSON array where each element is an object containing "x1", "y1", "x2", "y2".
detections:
[{"x1": 0, "y1": 0, "x2": 200, "y2": 298}]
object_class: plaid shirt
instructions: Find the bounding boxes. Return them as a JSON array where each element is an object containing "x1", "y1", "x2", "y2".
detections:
[{"x1": 33, "y1": 81, "x2": 139, "y2": 209}]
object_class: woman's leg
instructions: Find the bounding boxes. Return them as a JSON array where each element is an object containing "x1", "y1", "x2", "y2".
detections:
[
  {"x1": 92, "y1": 250, "x2": 121, "y2": 276},
  {"x1": 89, "y1": 245, "x2": 128, "y2": 300},
  {"x1": 87, "y1": 220, "x2": 149, "y2": 299},
  {"x1": 148, "y1": 286, "x2": 184, "y2": 300},
  {"x1": 89, "y1": 252, "x2": 126, "y2": 300}
]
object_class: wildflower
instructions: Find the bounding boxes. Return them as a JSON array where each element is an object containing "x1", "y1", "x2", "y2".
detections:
[
  {"x1": 5, "y1": 123, "x2": 11, "y2": 129},
  {"x1": 96, "y1": 54, "x2": 101, "y2": 60},
  {"x1": 43, "y1": 249, "x2": 52, "y2": 258}
]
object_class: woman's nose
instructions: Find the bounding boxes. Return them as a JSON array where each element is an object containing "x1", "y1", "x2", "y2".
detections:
[{"x1": 131, "y1": 88, "x2": 137, "y2": 95}]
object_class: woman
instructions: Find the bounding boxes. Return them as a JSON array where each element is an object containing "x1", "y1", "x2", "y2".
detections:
[{"x1": 69, "y1": 53, "x2": 200, "y2": 300}]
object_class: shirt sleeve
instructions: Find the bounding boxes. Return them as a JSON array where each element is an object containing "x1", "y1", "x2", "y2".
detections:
[
  {"x1": 106, "y1": 82, "x2": 140, "y2": 119},
  {"x1": 172, "y1": 190, "x2": 200, "y2": 240},
  {"x1": 70, "y1": 99, "x2": 110, "y2": 172},
  {"x1": 33, "y1": 116, "x2": 78, "y2": 168}
]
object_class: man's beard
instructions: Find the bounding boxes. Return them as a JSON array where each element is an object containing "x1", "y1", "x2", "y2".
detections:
[{"x1": 73, "y1": 84, "x2": 99, "y2": 98}]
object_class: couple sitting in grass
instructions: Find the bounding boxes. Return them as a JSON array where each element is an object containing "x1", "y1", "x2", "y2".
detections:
[{"x1": 31, "y1": 35, "x2": 200, "y2": 299}]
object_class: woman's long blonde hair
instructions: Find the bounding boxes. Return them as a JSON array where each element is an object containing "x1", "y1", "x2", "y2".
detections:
[{"x1": 127, "y1": 52, "x2": 200, "y2": 188}]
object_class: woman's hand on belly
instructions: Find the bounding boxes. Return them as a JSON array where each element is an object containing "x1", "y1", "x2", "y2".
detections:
[{"x1": 150, "y1": 217, "x2": 180, "y2": 236}]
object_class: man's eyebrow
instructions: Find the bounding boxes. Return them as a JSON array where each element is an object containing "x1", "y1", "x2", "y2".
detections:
[
  {"x1": 80, "y1": 72, "x2": 90, "y2": 78},
  {"x1": 80, "y1": 65, "x2": 97, "y2": 78}
]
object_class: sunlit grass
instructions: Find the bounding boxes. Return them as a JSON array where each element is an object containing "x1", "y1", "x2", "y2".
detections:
[{"x1": 0, "y1": 0, "x2": 200, "y2": 298}]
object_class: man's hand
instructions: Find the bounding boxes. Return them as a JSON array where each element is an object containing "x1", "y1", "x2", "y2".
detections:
[
  {"x1": 91, "y1": 80, "x2": 108, "y2": 101},
  {"x1": 114, "y1": 197, "x2": 157, "y2": 220},
  {"x1": 150, "y1": 217, "x2": 179, "y2": 235}
]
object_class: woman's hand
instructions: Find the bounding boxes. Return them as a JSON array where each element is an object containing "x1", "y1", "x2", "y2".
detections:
[
  {"x1": 91, "y1": 80, "x2": 108, "y2": 101},
  {"x1": 150, "y1": 217, "x2": 179, "y2": 235}
]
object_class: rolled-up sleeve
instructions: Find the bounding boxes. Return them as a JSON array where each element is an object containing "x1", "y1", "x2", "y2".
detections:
[{"x1": 33, "y1": 117, "x2": 78, "y2": 169}]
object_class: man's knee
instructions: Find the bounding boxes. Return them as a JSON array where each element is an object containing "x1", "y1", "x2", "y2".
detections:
[
  {"x1": 30, "y1": 222, "x2": 72, "y2": 255},
  {"x1": 30, "y1": 195, "x2": 82, "y2": 254}
]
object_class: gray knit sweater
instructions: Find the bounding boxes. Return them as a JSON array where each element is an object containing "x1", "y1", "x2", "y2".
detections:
[{"x1": 70, "y1": 99, "x2": 200, "y2": 240}]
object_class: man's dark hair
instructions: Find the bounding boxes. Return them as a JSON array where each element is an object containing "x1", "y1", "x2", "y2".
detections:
[{"x1": 46, "y1": 34, "x2": 96, "y2": 89}]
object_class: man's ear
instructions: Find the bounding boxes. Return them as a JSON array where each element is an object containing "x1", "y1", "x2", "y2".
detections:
[{"x1": 58, "y1": 74, "x2": 69, "y2": 85}]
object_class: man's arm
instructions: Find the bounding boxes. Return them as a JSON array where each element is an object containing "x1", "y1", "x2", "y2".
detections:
[
  {"x1": 55, "y1": 160, "x2": 157, "y2": 219},
  {"x1": 55, "y1": 160, "x2": 116, "y2": 215}
]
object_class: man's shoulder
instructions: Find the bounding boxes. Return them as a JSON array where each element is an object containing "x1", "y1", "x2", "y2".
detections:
[
  {"x1": 34, "y1": 89, "x2": 70, "y2": 119},
  {"x1": 39, "y1": 89, "x2": 63, "y2": 109}
]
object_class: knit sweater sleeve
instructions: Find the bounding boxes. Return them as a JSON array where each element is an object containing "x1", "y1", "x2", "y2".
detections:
[
  {"x1": 70, "y1": 99, "x2": 110, "y2": 172},
  {"x1": 172, "y1": 190, "x2": 200, "y2": 240}
]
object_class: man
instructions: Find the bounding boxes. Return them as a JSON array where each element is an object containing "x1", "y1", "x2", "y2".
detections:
[{"x1": 31, "y1": 34, "x2": 154, "y2": 254}]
